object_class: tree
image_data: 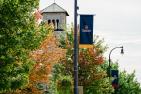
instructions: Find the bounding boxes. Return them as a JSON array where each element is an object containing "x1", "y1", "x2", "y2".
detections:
[
  {"x1": 51, "y1": 30, "x2": 114, "y2": 94},
  {"x1": 0, "y1": 0, "x2": 50, "y2": 93},
  {"x1": 48, "y1": 29, "x2": 141, "y2": 94},
  {"x1": 28, "y1": 33, "x2": 66, "y2": 94},
  {"x1": 101, "y1": 60, "x2": 141, "y2": 94},
  {"x1": 117, "y1": 71, "x2": 141, "y2": 94}
]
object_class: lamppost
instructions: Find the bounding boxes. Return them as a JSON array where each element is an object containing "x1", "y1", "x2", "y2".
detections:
[
  {"x1": 108, "y1": 46, "x2": 124, "y2": 93},
  {"x1": 74, "y1": 0, "x2": 78, "y2": 94},
  {"x1": 108, "y1": 46, "x2": 124, "y2": 75}
]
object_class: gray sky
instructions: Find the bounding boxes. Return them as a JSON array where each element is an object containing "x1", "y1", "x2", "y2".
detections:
[{"x1": 40, "y1": 0, "x2": 141, "y2": 83}]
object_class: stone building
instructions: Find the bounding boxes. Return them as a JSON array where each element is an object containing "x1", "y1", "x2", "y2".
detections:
[{"x1": 41, "y1": 3, "x2": 69, "y2": 31}]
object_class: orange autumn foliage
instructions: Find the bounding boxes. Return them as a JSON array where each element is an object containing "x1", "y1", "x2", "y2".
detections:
[
  {"x1": 79, "y1": 47, "x2": 104, "y2": 65},
  {"x1": 78, "y1": 47, "x2": 105, "y2": 85},
  {"x1": 27, "y1": 33, "x2": 66, "y2": 94}
]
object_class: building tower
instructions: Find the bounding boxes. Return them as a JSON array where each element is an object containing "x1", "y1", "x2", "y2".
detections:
[{"x1": 41, "y1": 3, "x2": 69, "y2": 31}]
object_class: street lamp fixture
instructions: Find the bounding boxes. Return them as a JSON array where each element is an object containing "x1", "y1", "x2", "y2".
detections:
[
  {"x1": 108, "y1": 46, "x2": 124, "y2": 73},
  {"x1": 108, "y1": 46, "x2": 124, "y2": 93},
  {"x1": 108, "y1": 46, "x2": 124, "y2": 79},
  {"x1": 120, "y1": 46, "x2": 124, "y2": 54}
]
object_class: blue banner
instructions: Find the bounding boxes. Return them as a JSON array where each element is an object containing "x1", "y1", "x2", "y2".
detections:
[
  {"x1": 80, "y1": 15, "x2": 93, "y2": 44},
  {"x1": 111, "y1": 70, "x2": 119, "y2": 89},
  {"x1": 111, "y1": 70, "x2": 119, "y2": 77}
]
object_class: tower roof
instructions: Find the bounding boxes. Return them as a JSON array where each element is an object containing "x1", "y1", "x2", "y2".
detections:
[{"x1": 41, "y1": 3, "x2": 69, "y2": 16}]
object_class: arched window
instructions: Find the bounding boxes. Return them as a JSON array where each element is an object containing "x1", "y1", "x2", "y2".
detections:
[
  {"x1": 56, "y1": 19, "x2": 59, "y2": 30},
  {"x1": 52, "y1": 19, "x2": 55, "y2": 26},
  {"x1": 48, "y1": 19, "x2": 51, "y2": 24},
  {"x1": 52, "y1": 19, "x2": 56, "y2": 29}
]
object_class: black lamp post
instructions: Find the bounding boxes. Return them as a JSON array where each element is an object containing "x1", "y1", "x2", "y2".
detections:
[
  {"x1": 108, "y1": 46, "x2": 124, "y2": 74},
  {"x1": 108, "y1": 46, "x2": 124, "y2": 92},
  {"x1": 74, "y1": 0, "x2": 78, "y2": 94},
  {"x1": 108, "y1": 46, "x2": 124, "y2": 81}
]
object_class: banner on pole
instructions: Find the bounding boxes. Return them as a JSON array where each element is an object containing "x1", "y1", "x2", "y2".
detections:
[
  {"x1": 111, "y1": 70, "x2": 119, "y2": 89},
  {"x1": 111, "y1": 70, "x2": 119, "y2": 77},
  {"x1": 79, "y1": 15, "x2": 94, "y2": 48}
]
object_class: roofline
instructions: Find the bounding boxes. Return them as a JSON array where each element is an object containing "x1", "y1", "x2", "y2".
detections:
[
  {"x1": 41, "y1": 12, "x2": 69, "y2": 16},
  {"x1": 41, "y1": 3, "x2": 69, "y2": 16}
]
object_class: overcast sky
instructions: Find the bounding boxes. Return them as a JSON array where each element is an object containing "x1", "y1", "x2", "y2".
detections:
[{"x1": 40, "y1": 0, "x2": 141, "y2": 83}]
